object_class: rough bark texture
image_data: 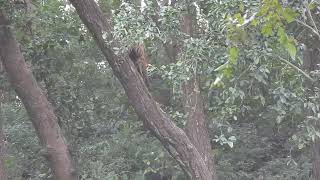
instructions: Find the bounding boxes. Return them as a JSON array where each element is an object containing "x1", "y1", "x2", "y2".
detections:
[
  {"x1": 180, "y1": 13, "x2": 217, "y2": 180},
  {"x1": 0, "y1": 11, "x2": 77, "y2": 180},
  {"x1": 302, "y1": 37, "x2": 320, "y2": 180},
  {"x1": 153, "y1": 6, "x2": 216, "y2": 174},
  {"x1": 183, "y1": 78, "x2": 217, "y2": 179},
  {"x1": 298, "y1": 9, "x2": 320, "y2": 180},
  {"x1": 69, "y1": 0, "x2": 212, "y2": 179},
  {"x1": 306, "y1": 48, "x2": 320, "y2": 180}
]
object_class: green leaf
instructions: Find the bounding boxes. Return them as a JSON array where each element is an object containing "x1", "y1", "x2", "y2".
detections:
[
  {"x1": 309, "y1": 3, "x2": 317, "y2": 10},
  {"x1": 229, "y1": 47, "x2": 239, "y2": 64},
  {"x1": 261, "y1": 23, "x2": 274, "y2": 37},
  {"x1": 277, "y1": 27, "x2": 287, "y2": 44},
  {"x1": 283, "y1": 8, "x2": 297, "y2": 23},
  {"x1": 222, "y1": 65, "x2": 233, "y2": 78},
  {"x1": 258, "y1": 5, "x2": 269, "y2": 16},
  {"x1": 277, "y1": 27, "x2": 297, "y2": 58},
  {"x1": 251, "y1": 19, "x2": 259, "y2": 26},
  {"x1": 284, "y1": 40, "x2": 297, "y2": 58},
  {"x1": 234, "y1": 13, "x2": 244, "y2": 25}
]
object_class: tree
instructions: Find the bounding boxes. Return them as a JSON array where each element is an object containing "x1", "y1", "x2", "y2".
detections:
[
  {"x1": 0, "y1": 10, "x2": 77, "y2": 180},
  {"x1": 69, "y1": 0, "x2": 215, "y2": 179},
  {"x1": 160, "y1": 2, "x2": 217, "y2": 178},
  {"x1": 2, "y1": 0, "x2": 320, "y2": 179},
  {"x1": 298, "y1": 6, "x2": 320, "y2": 179}
]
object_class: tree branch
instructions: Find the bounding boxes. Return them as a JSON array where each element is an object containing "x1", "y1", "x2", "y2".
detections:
[{"x1": 274, "y1": 55, "x2": 314, "y2": 82}]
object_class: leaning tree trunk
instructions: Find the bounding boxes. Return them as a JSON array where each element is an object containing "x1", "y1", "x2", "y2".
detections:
[
  {"x1": 69, "y1": 0, "x2": 213, "y2": 179},
  {"x1": 0, "y1": 11, "x2": 77, "y2": 180}
]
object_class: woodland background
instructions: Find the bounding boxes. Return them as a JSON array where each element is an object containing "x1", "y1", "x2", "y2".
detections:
[{"x1": 0, "y1": 0, "x2": 320, "y2": 180}]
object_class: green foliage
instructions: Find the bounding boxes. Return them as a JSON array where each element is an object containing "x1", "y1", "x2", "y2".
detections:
[
  {"x1": 2, "y1": 0, "x2": 320, "y2": 179},
  {"x1": 229, "y1": 46, "x2": 239, "y2": 64}
]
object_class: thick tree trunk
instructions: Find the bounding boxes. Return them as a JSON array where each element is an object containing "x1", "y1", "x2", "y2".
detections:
[
  {"x1": 180, "y1": 12, "x2": 217, "y2": 180},
  {"x1": 0, "y1": 11, "x2": 77, "y2": 180},
  {"x1": 307, "y1": 49, "x2": 320, "y2": 180},
  {"x1": 69, "y1": 0, "x2": 212, "y2": 179},
  {"x1": 302, "y1": 40, "x2": 320, "y2": 180},
  {"x1": 295, "y1": 9, "x2": 320, "y2": 180},
  {"x1": 154, "y1": 6, "x2": 217, "y2": 177},
  {"x1": 183, "y1": 78, "x2": 217, "y2": 179}
]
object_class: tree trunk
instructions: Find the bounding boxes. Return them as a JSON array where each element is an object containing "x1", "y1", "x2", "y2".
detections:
[
  {"x1": 69, "y1": 0, "x2": 213, "y2": 179},
  {"x1": 180, "y1": 11, "x2": 217, "y2": 180},
  {"x1": 183, "y1": 78, "x2": 217, "y2": 179},
  {"x1": 307, "y1": 48, "x2": 320, "y2": 180},
  {"x1": 302, "y1": 39, "x2": 320, "y2": 180},
  {"x1": 153, "y1": 5, "x2": 217, "y2": 178},
  {"x1": 0, "y1": 11, "x2": 77, "y2": 180}
]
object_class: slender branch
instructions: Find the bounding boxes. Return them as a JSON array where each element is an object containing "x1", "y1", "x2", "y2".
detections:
[
  {"x1": 306, "y1": 3, "x2": 319, "y2": 35},
  {"x1": 295, "y1": 19, "x2": 320, "y2": 40},
  {"x1": 275, "y1": 55, "x2": 314, "y2": 82}
]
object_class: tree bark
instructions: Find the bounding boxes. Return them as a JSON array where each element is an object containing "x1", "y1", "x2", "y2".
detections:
[
  {"x1": 153, "y1": 6, "x2": 217, "y2": 176},
  {"x1": 302, "y1": 38, "x2": 320, "y2": 180},
  {"x1": 306, "y1": 47, "x2": 320, "y2": 180},
  {"x1": 180, "y1": 11, "x2": 217, "y2": 180},
  {"x1": 182, "y1": 78, "x2": 217, "y2": 179},
  {"x1": 0, "y1": 11, "x2": 77, "y2": 180},
  {"x1": 69, "y1": 0, "x2": 213, "y2": 179}
]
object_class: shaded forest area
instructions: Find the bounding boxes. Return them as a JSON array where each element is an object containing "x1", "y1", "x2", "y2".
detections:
[{"x1": 0, "y1": 0, "x2": 319, "y2": 180}]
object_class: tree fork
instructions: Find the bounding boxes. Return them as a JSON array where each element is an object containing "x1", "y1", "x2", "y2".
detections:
[{"x1": 69, "y1": 0, "x2": 213, "y2": 179}]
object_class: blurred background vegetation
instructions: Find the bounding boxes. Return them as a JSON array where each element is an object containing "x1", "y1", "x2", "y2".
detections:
[{"x1": 1, "y1": 0, "x2": 320, "y2": 179}]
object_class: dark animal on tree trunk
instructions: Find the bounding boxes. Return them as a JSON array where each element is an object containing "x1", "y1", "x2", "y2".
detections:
[{"x1": 128, "y1": 43, "x2": 150, "y2": 88}]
